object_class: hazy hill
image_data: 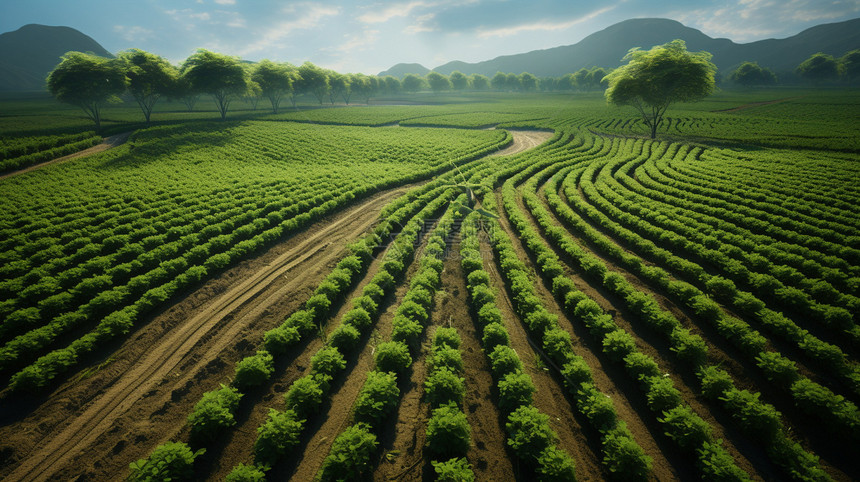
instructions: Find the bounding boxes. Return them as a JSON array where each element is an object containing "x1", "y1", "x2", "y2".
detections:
[
  {"x1": 0, "y1": 24, "x2": 113, "y2": 92},
  {"x1": 377, "y1": 62, "x2": 430, "y2": 78},
  {"x1": 381, "y1": 17, "x2": 860, "y2": 78}
]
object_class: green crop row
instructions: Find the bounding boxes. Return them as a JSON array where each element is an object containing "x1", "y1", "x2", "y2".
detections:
[{"x1": 510, "y1": 145, "x2": 835, "y2": 479}]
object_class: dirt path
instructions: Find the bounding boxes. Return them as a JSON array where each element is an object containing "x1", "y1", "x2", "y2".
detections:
[
  {"x1": 0, "y1": 132, "x2": 132, "y2": 181},
  {"x1": 0, "y1": 125, "x2": 554, "y2": 482},
  {"x1": 0, "y1": 186, "x2": 409, "y2": 482},
  {"x1": 492, "y1": 130, "x2": 553, "y2": 157}
]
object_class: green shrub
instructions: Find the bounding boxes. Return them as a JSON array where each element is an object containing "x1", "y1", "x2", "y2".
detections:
[
  {"x1": 560, "y1": 357, "x2": 593, "y2": 390},
  {"x1": 524, "y1": 309, "x2": 556, "y2": 335},
  {"x1": 375, "y1": 341, "x2": 412, "y2": 374},
  {"x1": 434, "y1": 326, "x2": 462, "y2": 349},
  {"x1": 467, "y1": 269, "x2": 491, "y2": 289},
  {"x1": 319, "y1": 423, "x2": 378, "y2": 481},
  {"x1": 187, "y1": 384, "x2": 242, "y2": 441},
  {"x1": 263, "y1": 325, "x2": 300, "y2": 354},
  {"x1": 233, "y1": 350, "x2": 274, "y2": 391},
  {"x1": 488, "y1": 344, "x2": 522, "y2": 379},
  {"x1": 644, "y1": 376, "x2": 682, "y2": 413},
  {"x1": 129, "y1": 441, "x2": 204, "y2": 482},
  {"x1": 306, "y1": 293, "x2": 331, "y2": 319},
  {"x1": 755, "y1": 351, "x2": 799, "y2": 385},
  {"x1": 791, "y1": 378, "x2": 860, "y2": 435},
  {"x1": 506, "y1": 405, "x2": 556, "y2": 462},
  {"x1": 669, "y1": 327, "x2": 708, "y2": 367},
  {"x1": 329, "y1": 323, "x2": 361, "y2": 353},
  {"x1": 403, "y1": 286, "x2": 432, "y2": 307},
  {"x1": 354, "y1": 371, "x2": 400, "y2": 427},
  {"x1": 705, "y1": 276, "x2": 738, "y2": 301},
  {"x1": 426, "y1": 402, "x2": 471, "y2": 457},
  {"x1": 498, "y1": 371, "x2": 535, "y2": 412},
  {"x1": 698, "y1": 366, "x2": 734, "y2": 400},
  {"x1": 542, "y1": 327, "x2": 573, "y2": 365},
  {"x1": 425, "y1": 366, "x2": 465, "y2": 408},
  {"x1": 431, "y1": 344, "x2": 464, "y2": 373},
  {"x1": 602, "y1": 329, "x2": 637, "y2": 361},
  {"x1": 432, "y1": 457, "x2": 475, "y2": 482},
  {"x1": 391, "y1": 314, "x2": 423, "y2": 348},
  {"x1": 720, "y1": 388, "x2": 783, "y2": 442},
  {"x1": 253, "y1": 408, "x2": 304, "y2": 466},
  {"x1": 397, "y1": 300, "x2": 429, "y2": 324},
  {"x1": 696, "y1": 440, "x2": 750, "y2": 481},
  {"x1": 311, "y1": 346, "x2": 347, "y2": 377},
  {"x1": 659, "y1": 405, "x2": 712, "y2": 450},
  {"x1": 481, "y1": 322, "x2": 509, "y2": 351},
  {"x1": 470, "y1": 284, "x2": 496, "y2": 308},
  {"x1": 285, "y1": 309, "x2": 316, "y2": 334},
  {"x1": 342, "y1": 307, "x2": 372, "y2": 332},
  {"x1": 225, "y1": 463, "x2": 267, "y2": 481},
  {"x1": 576, "y1": 383, "x2": 617, "y2": 432},
  {"x1": 362, "y1": 282, "x2": 385, "y2": 302},
  {"x1": 284, "y1": 374, "x2": 329, "y2": 418},
  {"x1": 624, "y1": 352, "x2": 661, "y2": 384},
  {"x1": 352, "y1": 295, "x2": 378, "y2": 316},
  {"x1": 602, "y1": 422, "x2": 652, "y2": 480},
  {"x1": 536, "y1": 445, "x2": 577, "y2": 481}
]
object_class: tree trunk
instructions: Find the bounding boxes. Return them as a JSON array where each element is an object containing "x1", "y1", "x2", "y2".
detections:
[{"x1": 650, "y1": 122, "x2": 657, "y2": 139}]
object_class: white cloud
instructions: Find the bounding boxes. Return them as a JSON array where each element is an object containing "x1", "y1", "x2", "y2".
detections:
[
  {"x1": 358, "y1": 1, "x2": 431, "y2": 24},
  {"x1": 676, "y1": 0, "x2": 860, "y2": 41},
  {"x1": 238, "y1": 3, "x2": 340, "y2": 56},
  {"x1": 113, "y1": 25, "x2": 155, "y2": 42},
  {"x1": 322, "y1": 29, "x2": 380, "y2": 54},
  {"x1": 405, "y1": 13, "x2": 437, "y2": 33},
  {"x1": 476, "y1": 6, "x2": 615, "y2": 38},
  {"x1": 214, "y1": 0, "x2": 237, "y2": 4}
]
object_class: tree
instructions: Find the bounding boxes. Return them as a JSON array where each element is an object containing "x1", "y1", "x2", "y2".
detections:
[
  {"x1": 604, "y1": 39, "x2": 716, "y2": 139},
  {"x1": 426, "y1": 71, "x2": 452, "y2": 93},
  {"x1": 182, "y1": 49, "x2": 249, "y2": 120},
  {"x1": 539, "y1": 76, "x2": 557, "y2": 92},
  {"x1": 557, "y1": 73, "x2": 575, "y2": 91},
  {"x1": 169, "y1": 73, "x2": 200, "y2": 112},
  {"x1": 243, "y1": 79, "x2": 263, "y2": 110},
  {"x1": 350, "y1": 74, "x2": 373, "y2": 103},
  {"x1": 381, "y1": 75, "x2": 401, "y2": 94},
  {"x1": 402, "y1": 73, "x2": 424, "y2": 93},
  {"x1": 117, "y1": 49, "x2": 177, "y2": 124},
  {"x1": 470, "y1": 74, "x2": 489, "y2": 91},
  {"x1": 519, "y1": 72, "x2": 538, "y2": 92},
  {"x1": 251, "y1": 60, "x2": 294, "y2": 113},
  {"x1": 586, "y1": 67, "x2": 609, "y2": 90},
  {"x1": 505, "y1": 73, "x2": 520, "y2": 91},
  {"x1": 491, "y1": 71, "x2": 508, "y2": 91},
  {"x1": 296, "y1": 62, "x2": 329, "y2": 104},
  {"x1": 46, "y1": 51, "x2": 127, "y2": 131},
  {"x1": 796, "y1": 53, "x2": 839, "y2": 85},
  {"x1": 328, "y1": 71, "x2": 348, "y2": 104},
  {"x1": 840, "y1": 49, "x2": 860, "y2": 84},
  {"x1": 449, "y1": 71, "x2": 469, "y2": 91},
  {"x1": 728, "y1": 61, "x2": 777, "y2": 87},
  {"x1": 572, "y1": 68, "x2": 589, "y2": 90}
]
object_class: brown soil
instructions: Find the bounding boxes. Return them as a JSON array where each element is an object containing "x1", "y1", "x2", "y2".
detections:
[
  {"x1": 0, "y1": 127, "x2": 551, "y2": 482},
  {"x1": 0, "y1": 185, "x2": 410, "y2": 482},
  {"x1": 0, "y1": 131, "x2": 132, "y2": 181},
  {"x1": 492, "y1": 130, "x2": 554, "y2": 157}
]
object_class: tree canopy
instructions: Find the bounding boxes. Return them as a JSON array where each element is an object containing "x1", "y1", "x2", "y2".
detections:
[
  {"x1": 426, "y1": 71, "x2": 452, "y2": 93},
  {"x1": 604, "y1": 39, "x2": 716, "y2": 139},
  {"x1": 796, "y1": 53, "x2": 840, "y2": 85},
  {"x1": 728, "y1": 61, "x2": 777, "y2": 87},
  {"x1": 251, "y1": 60, "x2": 295, "y2": 114},
  {"x1": 842, "y1": 49, "x2": 860, "y2": 85},
  {"x1": 47, "y1": 51, "x2": 127, "y2": 130},
  {"x1": 118, "y1": 49, "x2": 178, "y2": 123},
  {"x1": 182, "y1": 49, "x2": 248, "y2": 120},
  {"x1": 296, "y1": 62, "x2": 330, "y2": 104}
]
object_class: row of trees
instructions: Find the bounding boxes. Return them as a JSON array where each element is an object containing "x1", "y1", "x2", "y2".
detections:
[
  {"x1": 727, "y1": 50, "x2": 860, "y2": 87},
  {"x1": 46, "y1": 48, "x2": 615, "y2": 129}
]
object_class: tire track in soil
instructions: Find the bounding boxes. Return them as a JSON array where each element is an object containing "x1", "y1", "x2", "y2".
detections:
[{"x1": 1, "y1": 186, "x2": 409, "y2": 482}]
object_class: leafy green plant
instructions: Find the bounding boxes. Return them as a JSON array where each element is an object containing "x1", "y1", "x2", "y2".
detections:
[
  {"x1": 536, "y1": 445, "x2": 577, "y2": 481},
  {"x1": 481, "y1": 322, "x2": 509, "y2": 352},
  {"x1": 602, "y1": 422, "x2": 652, "y2": 480},
  {"x1": 426, "y1": 402, "x2": 471, "y2": 457},
  {"x1": 284, "y1": 374, "x2": 329, "y2": 418},
  {"x1": 319, "y1": 423, "x2": 378, "y2": 481},
  {"x1": 425, "y1": 366, "x2": 465, "y2": 408},
  {"x1": 225, "y1": 463, "x2": 267, "y2": 482},
  {"x1": 354, "y1": 370, "x2": 400, "y2": 427},
  {"x1": 374, "y1": 340, "x2": 412, "y2": 374},
  {"x1": 431, "y1": 344, "x2": 464, "y2": 373},
  {"x1": 434, "y1": 326, "x2": 462, "y2": 349},
  {"x1": 129, "y1": 441, "x2": 205, "y2": 482},
  {"x1": 311, "y1": 346, "x2": 347, "y2": 377},
  {"x1": 506, "y1": 405, "x2": 557, "y2": 462},
  {"x1": 602, "y1": 329, "x2": 637, "y2": 361},
  {"x1": 233, "y1": 350, "x2": 274, "y2": 391},
  {"x1": 498, "y1": 371, "x2": 535, "y2": 412},
  {"x1": 488, "y1": 344, "x2": 522, "y2": 379},
  {"x1": 328, "y1": 323, "x2": 361, "y2": 353},
  {"x1": 432, "y1": 457, "x2": 475, "y2": 482},
  {"x1": 253, "y1": 408, "x2": 304, "y2": 466},
  {"x1": 659, "y1": 405, "x2": 712, "y2": 450},
  {"x1": 187, "y1": 384, "x2": 242, "y2": 441}
]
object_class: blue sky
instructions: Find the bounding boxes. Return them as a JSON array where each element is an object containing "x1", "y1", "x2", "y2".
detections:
[{"x1": 2, "y1": 0, "x2": 858, "y2": 74}]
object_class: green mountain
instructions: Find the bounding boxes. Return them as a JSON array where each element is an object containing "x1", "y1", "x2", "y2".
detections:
[
  {"x1": 383, "y1": 17, "x2": 860, "y2": 79},
  {"x1": 0, "y1": 24, "x2": 114, "y2": 92}
]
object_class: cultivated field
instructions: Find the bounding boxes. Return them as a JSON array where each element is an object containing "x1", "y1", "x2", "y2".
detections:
[{"x1": 0, "y1": 90, "x2": 858, "y2": 481}]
